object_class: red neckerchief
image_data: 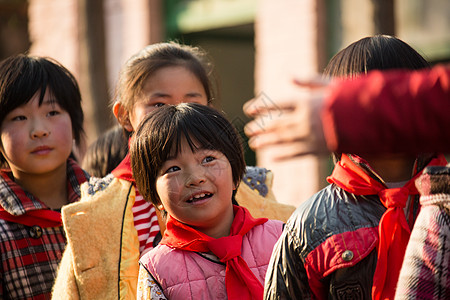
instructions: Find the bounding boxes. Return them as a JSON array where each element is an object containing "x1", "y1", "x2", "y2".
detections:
[
  {"x1": 161, "y1": 205, "x2": 268, "y2": 300},
  {"x1": 327, "y1": 154, "x2": 447, "y2": 300},
  {"x1": 111, "y1": 153, "x2": 135, "y2": 183},
  {"x1": 0, "y1": 209, "x2": 62, "y2": 227},
  {"x1": 0, "y1": 158, "x2": 88, "y2": 227}
]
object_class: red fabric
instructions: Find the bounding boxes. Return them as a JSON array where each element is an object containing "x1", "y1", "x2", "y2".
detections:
[
  {"x1": 327, "y1": 154, "x2": 447, "y2": 300},
  {"x1": 0, "y1": 209, "x2": 61, "y2": 227},
  {"x1": 0, "y1": 158, "x2": 87, "y2": 228},
  {"x1": 305, "y1": 226, "x2": 378, "y2": 299},
  {"x1": 161, "y1": 205, "x2": 268, "y2": 300},
  {"x1": 111, "y1": 153, "x2": 134, "y2": 182},
  {"x1": 322, "y1": 65, "x2": 450, "y2": 155}
]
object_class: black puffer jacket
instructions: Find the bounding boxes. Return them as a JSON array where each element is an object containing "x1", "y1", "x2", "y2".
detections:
[
  {"x1": 264, "y1": 184, "x2": 401, "y2": 299},
  {"x1": 263, "y1": 153, "x2": 445, "y2": 300}
]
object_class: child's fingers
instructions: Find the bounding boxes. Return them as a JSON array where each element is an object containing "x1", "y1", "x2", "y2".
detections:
[
  {"x1": 244, "y1": 112, "x2": 294, "y2": 138},
  {"x1": 244, "y1": 119, "x2": 281, "y2": 140},
  {"x1": 244, "y1": 119, "x2": 264, "y2": 137},
  {"x1": 250, "y1": 141, "x2": 327, "y2": 160},
  {"x1": 292, "y1": 76, "x2": 330, "y2": 89},
  {"x1": 244, "y1": 75, "x2": 328, "y2": 117},
  {"x1": 243, "y1": 97, "x2": 295, "y2": 117},
  {"x1": 247, "y1": 126, "x2": 303, "y2": 150},
  {"x1": 246, "y1": 118, "x2": 309, "y2": 151}
]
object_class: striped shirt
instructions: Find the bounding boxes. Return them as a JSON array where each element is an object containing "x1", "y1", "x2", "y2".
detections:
[
  {"x1": 133, "y1": 186, "x2": 160, "y2": 255},
  {"x1": 111, "y1": 154, "x2": 161, "y2": 256}
]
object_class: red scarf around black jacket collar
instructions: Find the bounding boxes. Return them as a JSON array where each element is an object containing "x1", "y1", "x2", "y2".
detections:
[
  {"x1": 161, "y1": 205, "x2": 268, "y2": 300},
  {"x1": 327, "y1": 154, "x2": 447, "y2": 300}
]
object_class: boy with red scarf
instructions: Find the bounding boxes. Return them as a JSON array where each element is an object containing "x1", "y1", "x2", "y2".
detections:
[
  {"x1": 131, "y1": 103, "x2": 284, "y2": 300},
  {"x1": 263, "y1": 35, "x2": 448, "y2": 300}
]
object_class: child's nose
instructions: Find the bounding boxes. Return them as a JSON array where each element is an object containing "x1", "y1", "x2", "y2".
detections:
[
  {"x1": 31, "y1": 128, "x2": 50, "y2": 138},
  {"x1": 186, "y1": 167, "x2": 207, "y2": 186},
  {"x1": 31, "y1": 122, "x2": 50, "y2": 139}
]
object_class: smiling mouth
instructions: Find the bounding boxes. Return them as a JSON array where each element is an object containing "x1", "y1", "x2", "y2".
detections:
[{"x1": 186, "y1": 193, "x2": 213, "y2": 203}]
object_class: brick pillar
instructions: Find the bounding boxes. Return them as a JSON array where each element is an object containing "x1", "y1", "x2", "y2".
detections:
[
  {"x1": 29, "y1": 0, "x2": 165, "y2": 153},
  {"x1": 28, "y1": 0, "x2": 86, "y2": 157},
  {"x1": 105, "y1": 0, "x2": 164, "y2": 101},
  {"x1": 28, "y1": 0, "x2": 79, "y2": 78},
  {"x1": 254, "y1": 0, "x2": 327, "y2": 207}
]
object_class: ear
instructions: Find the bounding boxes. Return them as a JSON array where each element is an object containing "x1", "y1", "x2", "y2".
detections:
[{"x1": 113, "y1": 102, "x2": 133, "y2": 133}]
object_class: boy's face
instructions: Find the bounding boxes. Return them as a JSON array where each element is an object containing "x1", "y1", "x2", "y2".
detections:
[
  {"x1": 126, "y1": 65, "x2": 208, "y2": 132},
  {"x1": 155, "y1": 138, "x2": 235, "y2": 238},
  {"x1": 0, "y1": 89, "x2": 73, "y2": 178}
]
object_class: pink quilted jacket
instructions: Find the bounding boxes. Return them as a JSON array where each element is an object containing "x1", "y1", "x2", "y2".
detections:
[{"x1": 140, "y1": 219, "x2": 284, "y2": 299}]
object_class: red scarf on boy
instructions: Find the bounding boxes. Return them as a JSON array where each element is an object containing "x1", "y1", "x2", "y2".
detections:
[
  {"x1": 0, "y1": 158, "x2": 88, "y2": 227},
  {"x1": 161, "y1": 205, "x2": 268, "y2": 300},
  {"x1": 327, "y1": 154, "x2": 447, "y2": 300}
]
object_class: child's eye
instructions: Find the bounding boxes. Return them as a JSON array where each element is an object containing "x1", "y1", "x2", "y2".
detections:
[
  {"x1": 154, "y1": 103, "x2": 165, "y2": 108},
  {"x1": 186, "y1": 93, "x2": 203, "y2": 99},
  {"x1": 48, "y1": 110, "x2": 60, "y2": 117},
  {"x1": 165, "y1": 166, "x2": 180, "y2": 173},
  {"x1": 12, "y1": 115, "x2": 27, "y2": 121},
  {"x1": 202, "y1": 156, "x2": 216, "y2": 163}
]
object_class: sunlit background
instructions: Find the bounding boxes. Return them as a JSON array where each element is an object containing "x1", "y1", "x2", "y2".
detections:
[{"x1": 1, "y1": 0, "x2": 449, "y2": 206}]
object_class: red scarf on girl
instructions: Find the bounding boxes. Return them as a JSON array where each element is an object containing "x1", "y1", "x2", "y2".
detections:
[
  {"x1": 161, "y1": 205, "x2": 268, "y2": 300},
  {"x1": 327, "y1": 154, "x2": 447, "y2": 300},
  {"x1": 111, "y1": 153, "x2": 134, "y2": 182}
]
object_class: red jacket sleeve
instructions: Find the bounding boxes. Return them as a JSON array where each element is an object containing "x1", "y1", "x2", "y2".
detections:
[{"x1": 322, "y1": 65, "x2": 450, "y2": 155}]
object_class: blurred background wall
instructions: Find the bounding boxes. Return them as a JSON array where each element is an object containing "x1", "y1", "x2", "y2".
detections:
[{"x1": 1, "y1": 0, "x2": 449, "y2": 207}]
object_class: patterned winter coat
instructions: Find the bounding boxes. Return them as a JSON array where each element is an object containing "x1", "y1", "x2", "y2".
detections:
[
  {"x1": 0, "y1": 159, "x2": 88, "y2": 299},
  {"x1": 395, "y1": 165, "x2": 450, "y2": 299},
  {"x1": 139, "y1": 219, "x2": 284, "y2": 299}
]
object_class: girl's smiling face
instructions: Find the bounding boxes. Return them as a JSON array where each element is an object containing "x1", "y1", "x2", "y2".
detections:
[
  {"x1": 155, "y1": 138, "x2": 235, "y2": 238},
  {"x1": 0, "y1": 89, "x2": 73, "y2": 178},
  {"x1": 127, "y1": 66, "x2": 209, "y2": 132}
]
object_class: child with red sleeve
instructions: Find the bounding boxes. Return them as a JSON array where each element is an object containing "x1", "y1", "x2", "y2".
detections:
[{"x1": 261, "y1": 35, "x2": 448, "y2": 300}]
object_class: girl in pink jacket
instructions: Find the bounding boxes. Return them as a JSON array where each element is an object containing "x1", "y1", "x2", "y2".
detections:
[{"x1": 130, "y1": 103, "x2": 284, "y2": 300}]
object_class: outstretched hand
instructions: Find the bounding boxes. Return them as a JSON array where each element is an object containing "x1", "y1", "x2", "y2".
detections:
[{"x1": 243, "y1": 78, "x2": 330, "y2": 160}]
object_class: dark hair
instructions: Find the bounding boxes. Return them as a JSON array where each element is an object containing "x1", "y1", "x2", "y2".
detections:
[
  {"x1": 0, "y1": 54, "x2": 84, "y2": 165},
  {"x1": 82, "y1": 125, "x2": 128, "y2": 177},
  {"x1": 322, "y1": 35, "x2": 430, "y2": 162},
  {"x1": 323, "y1": 35, "x2": 430, "y2": 78},
  {"x1": 130, "y1": 103, "x2": 245, "y2": 208},
  {"x1": 114, "y1": 42, "x2": 216, "y2": 113}
]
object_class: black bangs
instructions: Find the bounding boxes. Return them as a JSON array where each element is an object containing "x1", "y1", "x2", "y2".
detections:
[
  {"x1": 178, "y1": 105, "x2": 237, "y2": 156},
  {"x1": 0, "y1": 55, "x2": 84, "y2": 146},
  {"x1": 161, "y1": 106, "x2": 224, "y2": 161},
  {"x1": 0, "y1": 56, "x2": 42, "y2": 117}
]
